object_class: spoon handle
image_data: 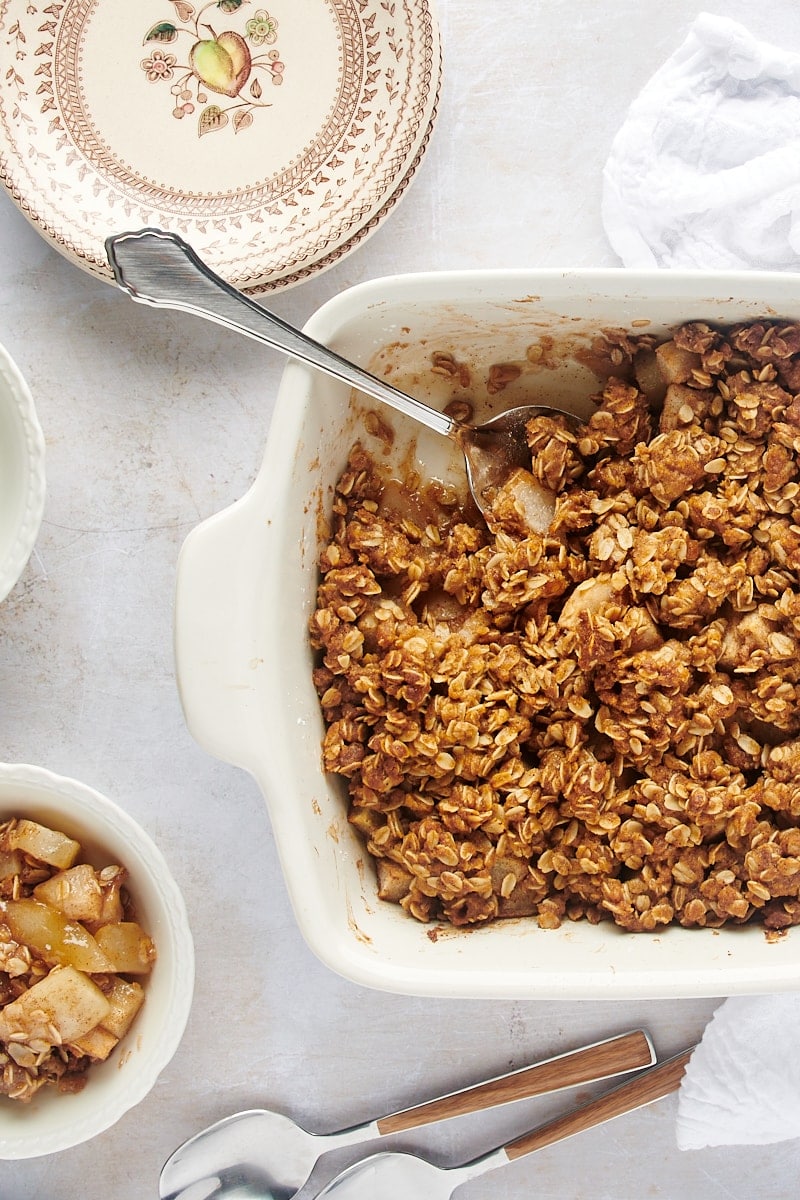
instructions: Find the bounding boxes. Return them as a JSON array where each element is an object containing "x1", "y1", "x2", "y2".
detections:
[
  {"x1": 105, "y1": 228, "x2": 457, "y2": 439},
  {"x1": 374, "y1": 1029, "x2": 654, "y2": 1135},
  {"x1": 502, "y1": 1046, "x2": 694, "y2": 1161}
]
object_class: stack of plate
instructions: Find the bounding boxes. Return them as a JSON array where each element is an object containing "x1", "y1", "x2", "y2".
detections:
[{"x1": 0, "y1": 0, "x2": 441, "y2": 292}]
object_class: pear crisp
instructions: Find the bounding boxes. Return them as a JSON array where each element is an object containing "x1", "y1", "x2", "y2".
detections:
[
  {"x1": 0, "y1": 818, "x2": 155, "y2": 1102},
  {"x1": 310, "y1": 320, "x2": 800, "y2": 935}
]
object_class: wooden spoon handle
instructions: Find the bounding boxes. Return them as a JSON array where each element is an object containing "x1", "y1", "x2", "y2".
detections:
[
  {"x1": 503, "y1": 1047, "x2": 694, "y2": 1160},
  {"x1": 375, "y1": 1030, "x2": 654, "y2": 1135}
]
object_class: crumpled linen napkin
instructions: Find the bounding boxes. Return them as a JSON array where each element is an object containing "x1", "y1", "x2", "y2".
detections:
[
  {"x1": 602, "y1": 13, "x2": 800, "y2": 270},
  {"x1": 676, "y1": 994, "x2": 800, "y2": 1149}
]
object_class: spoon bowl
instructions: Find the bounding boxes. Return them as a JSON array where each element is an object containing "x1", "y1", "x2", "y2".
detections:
[
  {"x1": 159, "y1": 1109, "x2": 323, "y2": 1200},
  {"x1": 159, "y1": 1031, "x2": 654, "y2": 1200},
  {"x1": 105, "y1": 228, "x2": 581, "y2": 524}
]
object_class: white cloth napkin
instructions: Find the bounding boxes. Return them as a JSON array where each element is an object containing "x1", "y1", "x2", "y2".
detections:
[
  {"x1": 602, "y1": 13, "x2": 800, "y2": 269},
  {"x1": 676, "y1": 994, "x2": 800, "y2": 1149}
]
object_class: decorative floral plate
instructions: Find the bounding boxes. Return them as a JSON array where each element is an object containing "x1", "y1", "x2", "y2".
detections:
[{"x1": 0, "y1": 0, "x2": 441, "y2": 292}]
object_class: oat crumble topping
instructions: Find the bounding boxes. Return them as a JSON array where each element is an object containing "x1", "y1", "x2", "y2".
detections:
[{"x1": 310, "y1": 320, "x2": 800, "y2": 935}]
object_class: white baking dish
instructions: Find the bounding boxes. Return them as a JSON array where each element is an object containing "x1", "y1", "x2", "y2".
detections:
[{"x1": 174, "y1": 268, "x2": 800, "y2": 998}]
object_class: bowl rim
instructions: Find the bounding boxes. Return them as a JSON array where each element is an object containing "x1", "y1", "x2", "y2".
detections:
[
  {"x1": 0, "y1": 342, "x2": 45, "y2": 605},
  {"x1": 0, "y1": 762, "x2": 195, "y2": 1159}
]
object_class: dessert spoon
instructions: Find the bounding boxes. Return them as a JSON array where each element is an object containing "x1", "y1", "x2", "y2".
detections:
[
  {"x1": 105, "y1": 228, "x2": 580, "y2": 526},
  {"x1": 158, "y1": 1030, "x2": 654, "y2": 1200}
]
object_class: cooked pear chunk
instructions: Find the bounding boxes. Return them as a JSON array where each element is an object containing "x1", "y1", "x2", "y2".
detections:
[
  {"x1": 490, "y1": 467, "x2": 556, "y2": 535},
  {"x1": 33, "y1": 863, "x2": 103, "y2": 923},
  {"x1": 0, "y1": 848, "x2": 24, "y2": 881},
  {"x1": 558, "y1": 576, "x2": 615, "y2": 627},
  {"x1": 0, "y1": 965, "x2": 110, "y2": 1044},
  {"x1": 655, "y1": 339, "x2": 702, "y2": 384},
  {"x1": 3, "y1": 819, "x2": 81, "y2": 869},
  {"x1": 376, "y1": 859, "x2": 412, "y2": 903},
  {"x1": 67, "y1": 977, "x2": 145, "y2": 1060},
  {"x1": 102, "y1": 977, "x2": 145, "y2": 1038},
  {"x1": 67, "y1": 1024, "x2": 119, "y2": 1061},
  {"x1": 94, "y1": 922, "x2": 156, "y2": 974},
  {"x1": 93, "y1": 865, "x2": 126, "y2": 927},
  {"x1": 0, "y1": 898, "x2": 115, "y2": 973}
]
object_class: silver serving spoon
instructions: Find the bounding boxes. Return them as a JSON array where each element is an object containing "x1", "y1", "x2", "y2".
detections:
[
  {"x1": 105, "y1": 228, "x2": 580, "y2": 524},
  {"x1": 315, "y1": 1048, "x2": 694, "y2": 1200},
  {"x1": 158, "y1": 1031, "x2": 654, "y2": 1200}
]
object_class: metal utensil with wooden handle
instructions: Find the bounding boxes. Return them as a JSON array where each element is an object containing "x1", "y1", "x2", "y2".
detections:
[
  {"x1": 160, "y1": 1030, "x2": 655, "y2": 1200},
  {"x1": 313, "y1": 1048, "x2": 694, "y2": 1199}
]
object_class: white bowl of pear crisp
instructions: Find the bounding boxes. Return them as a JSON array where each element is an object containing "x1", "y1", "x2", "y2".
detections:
[{"x1": 0, "y1": 763, "x2": 194, "y2": 1158}]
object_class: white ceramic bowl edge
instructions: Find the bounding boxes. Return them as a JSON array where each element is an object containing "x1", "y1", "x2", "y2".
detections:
[{"x1": 0, "y1": 344, "x2": 45, "y2": 604}]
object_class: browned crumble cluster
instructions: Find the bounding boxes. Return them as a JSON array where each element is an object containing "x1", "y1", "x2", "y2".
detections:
[{"x1": 310, "y1": 320, "x2": 800, "y2": 936}]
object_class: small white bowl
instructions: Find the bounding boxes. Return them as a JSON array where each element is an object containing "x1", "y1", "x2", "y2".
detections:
[
  {"x1": 0, "y1": 763, "x2": 194, "y2": 1159},
  {"x1": 0, "y1": 344, "x2": 45, "y2": 603}
]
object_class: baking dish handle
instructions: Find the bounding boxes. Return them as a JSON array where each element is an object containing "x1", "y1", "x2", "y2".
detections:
[{"x1": 173, "y1": 497, "x2": 263, "y2": 774}]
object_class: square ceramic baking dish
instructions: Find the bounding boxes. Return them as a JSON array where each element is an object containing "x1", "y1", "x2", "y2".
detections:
[{"x1": 174, "y1": 268, "x2": 800, "y2": 998}]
